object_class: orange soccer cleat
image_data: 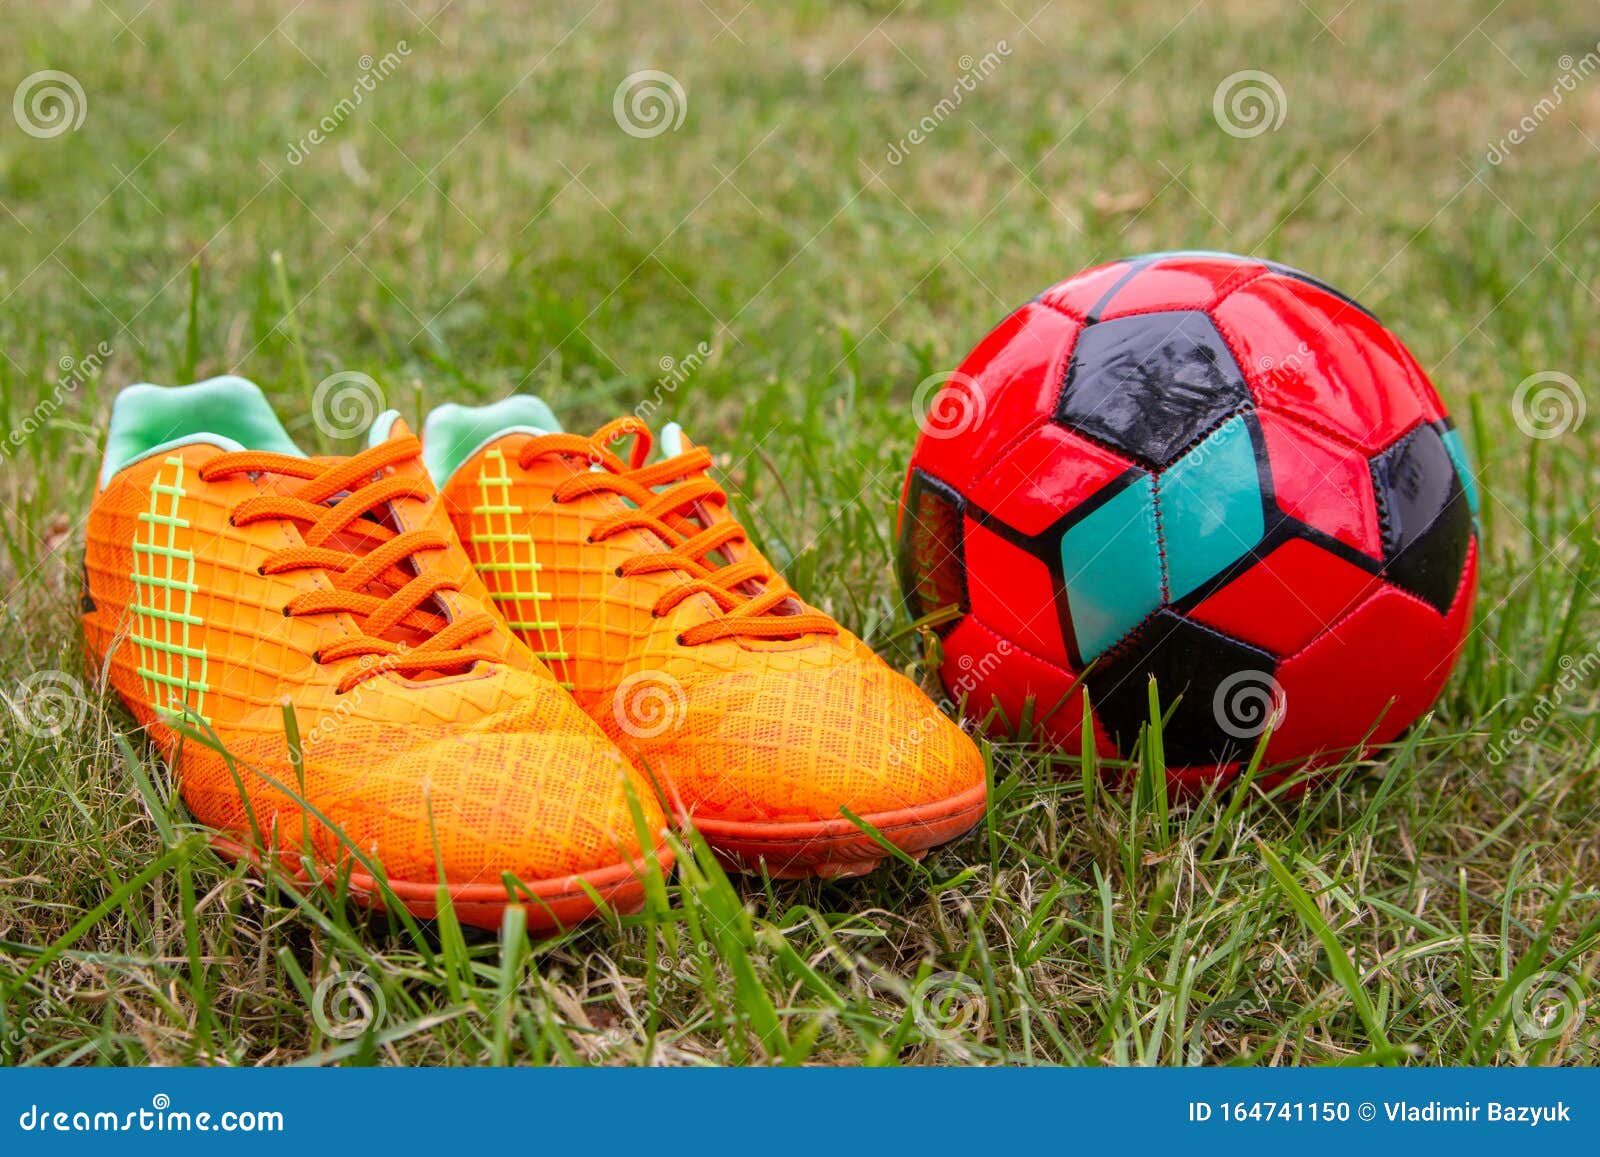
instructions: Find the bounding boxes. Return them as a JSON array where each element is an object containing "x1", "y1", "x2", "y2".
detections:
[
  {"x1": 423, "y1": 397, "x2": 987, "y2": 878},
  {"x1": 82, "y1": 377, "x2": 668, "y2": 930}
]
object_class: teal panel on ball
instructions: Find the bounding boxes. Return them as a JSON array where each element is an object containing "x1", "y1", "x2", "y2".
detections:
[
  {"x1": 1159, "y1": 416, "x2": 1265, "y2": 601},
  {"x1": 1439, "y1": 425, "x2": 1481, "y2": 520},
  {"x1": 1061, "y1": 474, "x2": 1162, "y2": 660}
]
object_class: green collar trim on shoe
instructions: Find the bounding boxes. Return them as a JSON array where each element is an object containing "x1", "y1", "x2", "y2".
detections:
[
  {"x1": 659, "y1": 421, "x2": 686, "y2": 459},
  {"x1": 421, "y1": 396, "x2": 563, "y2": 485},
  {"x1": 366, "y1": 409, "x2": 403, "y2": 446},
  {"x1": 98, "y1": 376, "x2": 304, "y2": 488}
]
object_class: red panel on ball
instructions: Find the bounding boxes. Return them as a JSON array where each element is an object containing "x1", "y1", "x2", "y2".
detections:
[
  {"x1": 1386, "y1": 330, "x2": 1448, "y2": 424},
  {"x1": 966, "y1": 423, "x2": 1136, "y2": 537},
  {"x1": 1436, "y1": 535, "x2": 1478, "y2": 679},
  {"x1": 1257, "y1": 408, "x2": 1384, "y2": 559},
  {"x1": 963, "y1": 518, "x2": 1069, "y2": 665},
  {"x1": 1188, "y1": 538, "x2": 1381, "y2": 657},
  {"x1": 940, "y1": 616, "x2": 1111, "y2": 753},
  {"x1": 1096, "y1": 254, "x2": 1267, "y2": 320},
  {"x1": 1266, "y1": 583, "x2": 1452, "y2": 766},
  {"x1": 1036, "y1": 260, "x2": 1135, "y2": 321},
  {"x1": 1213, "y1": 274, "x2": 1425, "y2": 454},
  {"x1": 908, "y1": 301, "x2": 1080, "y2": 494}
]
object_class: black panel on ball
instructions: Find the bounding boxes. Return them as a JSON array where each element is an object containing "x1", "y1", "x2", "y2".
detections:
[
  {"x1": 1085, "y1": 610, "x2": 1279, "y2": 767},
  {"x1": 1369, "y1": 425, "x2": 1473, "y2": 614},
  {"x1": 1054, "y1": 310, "x2": 1253, "y2": 468}
]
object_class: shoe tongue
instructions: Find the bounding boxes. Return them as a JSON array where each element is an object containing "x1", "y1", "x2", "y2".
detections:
[
  {"x1": 313, "y1": 411, "x2": 437, "y2": 654},
  {"x1": 366, "y1": 409, "x2": 413, "y2": 448},
  {"x1": 658, "y1": 421, "x2": 691, "y2": 459},
  {"x1": 421, "y1": 396, "x2": 563, "y2": 484}
]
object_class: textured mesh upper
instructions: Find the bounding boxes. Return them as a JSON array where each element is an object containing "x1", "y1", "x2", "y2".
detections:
[
  {"x1": 438, "y1": 428, "x2": 986, "y2": 826},
  {"x1": 83, "y1": 426, "x2": 663, "y2": 886}
]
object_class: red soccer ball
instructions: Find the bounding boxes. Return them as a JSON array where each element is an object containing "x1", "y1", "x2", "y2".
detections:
[{"x1": 897, "y1": 251, "x2": 1478, "y2": 789}]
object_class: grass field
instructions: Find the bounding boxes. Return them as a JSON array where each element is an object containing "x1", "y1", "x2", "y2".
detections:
[{"x1": 2, "y1": 0, "x2": 1599, "y2": 1065}]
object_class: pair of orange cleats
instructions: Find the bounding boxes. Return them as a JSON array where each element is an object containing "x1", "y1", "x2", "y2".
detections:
[{"x1": 81, "y1": 377, "x2": 986, "y2": 930}]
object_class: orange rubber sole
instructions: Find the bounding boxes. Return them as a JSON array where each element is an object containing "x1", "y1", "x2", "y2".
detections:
[
  {"x1": 211, "y1": 836, "x2": 672, "y2": 932},
  {"x1": 692, "y1": 781, "x2": 988, "y2": 879}
]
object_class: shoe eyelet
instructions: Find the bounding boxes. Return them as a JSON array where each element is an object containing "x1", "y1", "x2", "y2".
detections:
[
  {"x1": 256, "y1": 565, "x2": 266, "y2": 576},
  {"x1": 674, "y1": 633, "x2": 687, "y2": 646},
  {"x1": 613, "y1": 566, "x2": 623, "y2": 578},
  {"x1": 311, "y1": 650, "x2": 324, "y2": 664},
  {"x1": 281, "y1": 606, "x2": 292, "y2": 618},
  {"x1": 585, "y1": 535, "x2": 596, "y2": 545}
]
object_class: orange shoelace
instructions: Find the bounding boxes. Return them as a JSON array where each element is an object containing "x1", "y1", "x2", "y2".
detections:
[
  {"x1": 518, "y1": 417, "x2": 838, "y2": 646},
  {"x1": 200, "y1": 435, "x2": 499, "y2": 691}
]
